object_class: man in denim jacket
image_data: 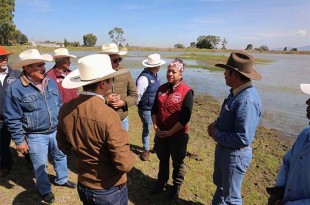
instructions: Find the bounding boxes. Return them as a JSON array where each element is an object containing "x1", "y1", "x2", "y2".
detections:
[
  {"x1": 208, "y1": 52, "x2": 262, "y2": 205},
  {"x1": 3, "y1": 49, "x2": 76, "y2": 204},
  {"x1": 267, "y1": 84, "x2": 310, "y2": 205}
]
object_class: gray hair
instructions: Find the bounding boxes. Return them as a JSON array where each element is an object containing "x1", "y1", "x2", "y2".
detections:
[{"x1": 55, "y1": 58, "x2": 65, "y2": 64}]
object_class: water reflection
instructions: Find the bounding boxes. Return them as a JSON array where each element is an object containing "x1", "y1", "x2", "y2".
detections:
[{"x1": 8, "y1": 50, "x2": 310, "y2": 136}]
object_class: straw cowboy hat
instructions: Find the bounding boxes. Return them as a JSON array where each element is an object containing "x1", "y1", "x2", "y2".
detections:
[
  {"x1": 62, "y1": 54, "x2": 128, "y2": 89},
  {"x1": 53, "y1": 48, "x2": 76, "y2": 59},
  {"x1": 12, "y1": 49, "x2": 53, "y2": 70},
  {"x1": 0, "y1": 45, "x2": 14, "y2": 56},
  {"x1": 300, "y1": 84, "x2": 310, "y2": 95},
  {"x1": 142, "y1": 54, "x2": 166, "y2": 68},
  {"x1": 100, "y1": 43, "x2": 128, "y2": 55},
  {"x1": 215, "y1": 52, "x2": 262, "y2": 80}
]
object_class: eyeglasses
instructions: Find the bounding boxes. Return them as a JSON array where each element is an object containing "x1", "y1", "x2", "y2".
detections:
[{"x1": 111, "y1": 57, "x2": 122, "y2": 64}]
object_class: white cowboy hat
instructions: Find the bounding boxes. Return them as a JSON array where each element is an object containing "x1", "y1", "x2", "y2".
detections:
[
  {"x1": 300, "y1": 84, "x2": 310, "y2": 95},
  {"x1": 12, "y1": 49, "x2": 53, "y2": 70},
  {"x1": 62, "y1": 54, "x2": 128, "y2": 89},
  {"x1": 99, "y1": 43, "x2": 127, "y2": 55},
  {"x1": 142, "y1": 54, "x2": 166, "y2": 68},
  {"x1": 53, "y1": 48, "x2": 77, "y2": 59}
]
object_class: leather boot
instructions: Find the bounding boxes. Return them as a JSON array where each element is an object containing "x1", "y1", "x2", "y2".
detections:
[{"x1": 170, "y1": 184, "x2": 181, "y2": 199}]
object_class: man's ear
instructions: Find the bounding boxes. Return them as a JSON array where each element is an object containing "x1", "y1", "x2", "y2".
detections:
[{"x1": 99, "y1": 80, "x2": 106, "y2": 89}]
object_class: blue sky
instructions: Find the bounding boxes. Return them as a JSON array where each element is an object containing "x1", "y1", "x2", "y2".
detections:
[{"x1": 14, "y1": 0, "x2": 310, "y2": 49}]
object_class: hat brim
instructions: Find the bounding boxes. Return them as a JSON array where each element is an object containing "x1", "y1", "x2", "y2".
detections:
[
  {"x1": 142, "y1": 60, "x2": 166, "y2": 68},
  {"x1": 53, "y1": 54, "x2": 77, "y2": 59},
  {"x1": 215, "y1": 63, "x2": 262, "y2": 81},
  {"x1": 99, "y1": 51, "x2": 127, "y2": 56},
  {"x1": 300, "y1": 84, "x2": 310, "y2": 95},
  {"x1": 0, "y1": 51, "x2": 14, "y2": 56},
  {"x1": 62, "y1": 68, "x2": 128, "y2": 89},
  {"x1": 12, "y1": 54, "x2": 53, "y2": 70}
]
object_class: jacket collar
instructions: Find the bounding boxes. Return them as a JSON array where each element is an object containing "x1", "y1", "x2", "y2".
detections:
[{"x1": 232, "y1": 81, "x2": 252, "y2": 96}]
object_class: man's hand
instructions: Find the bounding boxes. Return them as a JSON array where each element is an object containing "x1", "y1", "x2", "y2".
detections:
[
  {"x1": 207, "y1": 122, "x2": 218, "y2": 140},
  {"x1": 107, "y1": 94, "x2": 125, "y2": 109},
  {"x1": 16, "y1": 143, "x2": 29, "y2": 154},
  {"x1": 266, "y1": 186, "x2": 285, "y2": 205}
]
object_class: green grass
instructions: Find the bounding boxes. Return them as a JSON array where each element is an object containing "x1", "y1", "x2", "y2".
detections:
[{"x1": 0, "y1": 94, "x2": 294, "y2": 204}]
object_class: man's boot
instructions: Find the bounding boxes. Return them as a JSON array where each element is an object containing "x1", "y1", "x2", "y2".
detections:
[{"x1": 169, "y1": 184, "x2": 181, "y2": 199}]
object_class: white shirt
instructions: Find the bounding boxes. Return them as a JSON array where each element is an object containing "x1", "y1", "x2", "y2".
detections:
[
  {"x1": 136, "y1": 76, "x2": 149, "y2": 104},
  {"x1": 0, "y1": 66, "x2": 9, "y2": 86}
]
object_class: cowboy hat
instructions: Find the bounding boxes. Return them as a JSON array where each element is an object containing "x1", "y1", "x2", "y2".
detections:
[
  {"x1": 100, "y1": 43, "x2": 127, "y2": 55},
  {"x1": 62, "y1": 54, "x2": 128, "y2": 89},
  {"x1": 53, "y1": 48, "x2": 76, "y2": 59},
  {"x1": 142, "y1": 54, "x2": 166, "y2": 68},
  {"x1": 0, "y1": 46, "x2": 14, "y2": 56},
  {"x1": 12, "y1": 49, "x2": 53, "y2": 70},
  {"x1": 215, "y1": 52, "x2": 262, "y2": 80},
  {"x1": 300, "y1": 84, "x2": 310, "y2": 95}
]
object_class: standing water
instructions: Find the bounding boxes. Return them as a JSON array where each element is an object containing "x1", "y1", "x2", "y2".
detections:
[{"x1": 8, "y1": 50, "x2": 310, "y2": 136}]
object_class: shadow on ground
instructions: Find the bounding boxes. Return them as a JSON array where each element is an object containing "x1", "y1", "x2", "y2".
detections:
[{"x1": 128, "y1": 167, "x2": 204, "y2": 205}]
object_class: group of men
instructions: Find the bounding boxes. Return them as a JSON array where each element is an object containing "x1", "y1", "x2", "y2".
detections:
[{"x1": 0, "y1": 43, "x2": 309, "y2": 205}]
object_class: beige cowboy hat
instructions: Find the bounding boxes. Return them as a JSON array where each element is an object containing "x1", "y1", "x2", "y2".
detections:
[
  {"x1": 12, "y1": 49, "x2": 53, "y2": 70},
  {"x1": 215, "y1": 52, "x2": 262, "y2": 80},
  {"x1": 100, "y1": 43, "x2": 128, "y2": 55},
  {"x1": 300, "y1": 84, "x2": 310, "y2": 95},
  {"x1": 142, "y1": 54, "x2": 166, "y2": 68},
  {"x1": 53, "y1": 48, "x2": 77, "y2": 59},
  {"x1": 62, "y1": 54, "x2": 128, "y2": 89}
]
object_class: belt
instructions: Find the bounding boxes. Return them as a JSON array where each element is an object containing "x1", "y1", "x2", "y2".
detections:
[{"x1": 218, "y1": 143, "x2": 248, "y2": 150}]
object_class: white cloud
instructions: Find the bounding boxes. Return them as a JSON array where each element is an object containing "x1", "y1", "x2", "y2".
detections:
[
  {"x1": 121, "y1": 4, "x2": 145, "y2": 10},
  {"x1": 296, "y1": 29, "x2": 308, "y2": 37},
  {"x1": 189, "y1": 17, "x2": 223, "y2": 24},
  {"x1": 258, "y1": 32, "x2": 283, "y2": 37}
]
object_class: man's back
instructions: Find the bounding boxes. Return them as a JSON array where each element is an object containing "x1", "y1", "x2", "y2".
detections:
[{"x1": 57, "y1": 94, "x2": 135, "y2": 190}]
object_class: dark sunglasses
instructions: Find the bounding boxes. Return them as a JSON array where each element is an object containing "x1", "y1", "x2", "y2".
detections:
[{"x1": 111, "y1": 57, "x2": 122, "y2": 64}]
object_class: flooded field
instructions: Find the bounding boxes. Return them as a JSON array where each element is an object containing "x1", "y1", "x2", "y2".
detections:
[{"x1": 8, "y1": 50, "x2": 310, "y2": 136}]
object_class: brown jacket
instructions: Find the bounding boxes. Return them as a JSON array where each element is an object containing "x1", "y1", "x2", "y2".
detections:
[
  {"x1": 57, "y1": 95, "x2": 135, "y2": 190},
  {"x1": 105, "y1": 68, "x2": 137, "y2": 120}
]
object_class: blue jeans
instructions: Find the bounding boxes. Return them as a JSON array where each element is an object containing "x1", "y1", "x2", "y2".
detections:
[
  {"x1": 27, "y1": 130, "x2": 68, "y2": 195},
  {"x1": 77, "y1": 183, "x2": 128, "y2": 205},
  {"x1": 212, "y1": 145, "x2": 252, "y2": 205},
  {"x1": 121, "y1": 117, "x2": 129, "y2": 132},
  {"x1": 138, "y1": 109, "x2": 152, "y2": 151}
]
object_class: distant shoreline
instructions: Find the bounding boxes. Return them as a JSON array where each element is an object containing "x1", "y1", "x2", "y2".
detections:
[{"x1": 4, "y1": 45, "x2": 310, "y2": 55}]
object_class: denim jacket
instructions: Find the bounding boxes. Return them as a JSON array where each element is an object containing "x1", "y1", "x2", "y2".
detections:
[
  {"x1": 4, "y1": 72, "x2": 62, "y2": 145},
  {"x1": 215, "y1": 84, "x2": 262, "y2": 148},
  {"x1": 275, "y1": 126, "x2": 310, "y2": 204}
]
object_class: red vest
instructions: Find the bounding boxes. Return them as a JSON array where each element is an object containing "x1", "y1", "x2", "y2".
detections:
[{"x1": 156, "y1": 81, "x2": 191, "y2": 137}]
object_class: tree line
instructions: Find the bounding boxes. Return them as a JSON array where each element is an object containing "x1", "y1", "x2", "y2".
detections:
[{"x1": 1, "y1": 0, "x2": 299, "y2": 51}]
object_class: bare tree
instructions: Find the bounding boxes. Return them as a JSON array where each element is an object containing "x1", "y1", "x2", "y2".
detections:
[{"x1": 108, "y1": 27, "x2": 126, "y2": 46}]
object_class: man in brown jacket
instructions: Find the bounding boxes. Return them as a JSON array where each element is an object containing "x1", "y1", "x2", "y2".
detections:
[
  {"x1": 100, "y1": 43, "x2": 138, "y2": 131},
  {"x1": 57, "y1": 54, "x2": 135, "y2": 205}
]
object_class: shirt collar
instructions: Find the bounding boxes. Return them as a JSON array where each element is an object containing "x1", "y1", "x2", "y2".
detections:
[{"x1": 232, "y1": 81, "x2": 252, "y2": 96}]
